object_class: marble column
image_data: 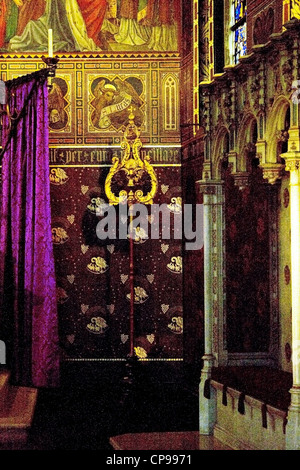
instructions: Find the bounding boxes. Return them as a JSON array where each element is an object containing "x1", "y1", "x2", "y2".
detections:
[
  {"x1": 285, "y1": 154, "x2": 300, "y2": 450},
  {"x1": 198, "y1": 180, "x2": 225, "y2": 435}
]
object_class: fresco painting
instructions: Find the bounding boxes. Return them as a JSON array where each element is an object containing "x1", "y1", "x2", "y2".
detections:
[
  {"x1": 48, "y1": 76, "x2": 70, "y2": 130},
  {"x1": 0, "y1": 0, "x2": 180, "y2": 53},
  {"x1": 89, "y1": 75, "x2": 145, "y2": 131}
]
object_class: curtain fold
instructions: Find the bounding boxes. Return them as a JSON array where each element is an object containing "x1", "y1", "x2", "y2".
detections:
[{"x1": 0, "y1": 71, "x2": 60, "y2": 388}]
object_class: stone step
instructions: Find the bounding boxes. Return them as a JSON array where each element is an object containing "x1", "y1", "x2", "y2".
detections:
[{"x1": 0, "y1": 384, "x2": 38, "y2": 444}]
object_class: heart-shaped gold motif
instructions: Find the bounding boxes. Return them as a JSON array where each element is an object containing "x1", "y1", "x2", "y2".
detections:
[
  {"x1": 121, "y1": 334, "x2": 129, "y2": 344},
  {"x1": 147, "y1": 334, "x2": 155, "y2": 344},
  {"x1": 81, "y1": 304, "x2": 89, "y2": 314},
  {"x1": 161, "y1": 304, "x2": 169, "y2": 314},
  {"x1": 107, "y1": 304, "x2": 115, "y2": 314},
  {"x1": 121, "y1": 274, "x2": 128, "y2": 284},
  {"x1": 107, "y1": 245, "x2": 115, "y2": 254},
  {"x1": 67, "y1": 334, "x2": 75, "y2": 344},
  {"x1": 81, "y1": 185, "x2": 89, "y2": 195},
  {"x1": 81, "y1": 244, "x2": 89, "y2": 254},
  {"x1": 67, "y1": 274, "x2": 75, "y2": 284},
  {"x1": 67, "y1": 214, "x2": 75, "y2": 225},
  {"x1": 147, "y1": 274, "x2": 154, "y2": 284},
  {"x1": 161, "y1": 184, "x2": 169, "y2": 194},
  {"x1": 161, "y1": 243, "x2": 169, "y2": 254},
  {"x1": 148, "y1": 215, "x2": 155, "y2": 224}
]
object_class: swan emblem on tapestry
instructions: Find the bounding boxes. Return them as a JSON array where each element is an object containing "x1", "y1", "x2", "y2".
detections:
[
  {"x1": 86, "y1": 316, "x2": 108, "y2": 334},
  {"x1": 87, "y1": 196, "x2": 107, "y2": 214},
  {"x1": 167, "y1": 196, "x2": 182, "y2": 214},
  {"x1": 134, "y1": 346, "x2": 148, "y2": 359},
  {"x1": 50, "y1": 168, "x2": 69, "y2": 185},
  {"x1": 126, "y1": 286, "x2": 148, "y2": 304},
  {"x1": 52, "y1": 226, "x2": 69, "y2": 245},
  {"x1": 129, "y1": 226, "x2": 148, "y2": 244},
  {"x1": 167, "y1": 256, "x2": 182, "y2": 274},
  {"x1": 167, "y1": 316, "x2": 183, "y2": 335},
  {"x1": 87, "y1": 256, "x2": 109, "y2": 274}
]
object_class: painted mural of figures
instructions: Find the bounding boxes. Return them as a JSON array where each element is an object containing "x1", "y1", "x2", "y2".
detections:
[
  {"x1": 109, "y1": 77, "x2": 144, "y2": 128},
  {"x1": 69, "y1": 0, "x2": 107, "y2": 49},
  {"x1": 0, "y1": 1, "x2": 7, "y2": 48},
  {"x1": 91, "y1": 80, "x2": 118, "y2": 128},
  {"x1": 2, "y1": 0, "x2": 179, "y2": 52},
  {"x1": 8, "y1": 0, "x2": 103, "y2": 52},
  {"x1": 114, "y1": 0, "x2": 150, "y2": 46},
  {"x1": 145, "y1": 0, "x2": 178, "y2": 51},
  {"x1": 90, "y1": 76, "x2": 144, "y2": 130},
  {"x1": 16, "y1": 0, "x2": 46, "y2": 36},
  {"x1": 0, "y1": 0, "x2": 19, "y2": 48},
  {"x1": 48, "y1": 79, "x2": 68, "y2": 130}
]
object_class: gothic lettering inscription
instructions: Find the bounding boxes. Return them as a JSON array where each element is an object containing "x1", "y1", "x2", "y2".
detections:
[{"x1": 49, "y1": 147, "x2": 181, "y2": 165}]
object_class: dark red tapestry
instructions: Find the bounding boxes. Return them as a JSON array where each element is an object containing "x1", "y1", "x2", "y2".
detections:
[
  {"x1": 50, "y1": 164, "x2": 183, "y2": 361},
  {"x1": 225, "y1": 166, "x2": 271, "y2": 353}
]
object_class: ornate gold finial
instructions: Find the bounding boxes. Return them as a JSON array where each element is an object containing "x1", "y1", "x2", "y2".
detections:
[
  {"x1": 127, "y1": 105, "x2": 135, "y2": 121},
  {"x1": 105, "y1": 112, "x2": 157, "y2": 206}
]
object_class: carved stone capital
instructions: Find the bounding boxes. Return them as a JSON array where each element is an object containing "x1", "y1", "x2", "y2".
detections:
[
  {"x1": 260, "y1": 163, "x2": 285, "y2": 184},
  {"x1": 197, "y1": 180, "x2": 224, "y2": 204},
  {"x1": 285, "y1": 160, "x2": 300, "y2": 173},
  {"x1": 282, "y1": 151, "x2": 300, "y2": 174},
  {"x1": 232, "y1": 172, "x2": 251, "y2": 191}
]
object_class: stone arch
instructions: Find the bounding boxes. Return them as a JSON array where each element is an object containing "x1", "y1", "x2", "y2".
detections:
[
  {"x1": 211, "y1": 126, "x2": 230, "y2": 179},
  {"x1": 236, "y1": 113, "x2": 258, "y2": 172},
  {"x1": 266, "y1": 96, "x2": 290, "y2": 164}
]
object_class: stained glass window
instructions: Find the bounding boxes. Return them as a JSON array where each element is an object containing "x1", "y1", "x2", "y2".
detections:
[
  {"x1": 231, "y1": 0, "x2": 247, "y2": 64},
  {"x1": 234, "y1": 0, "x2": 246, "y2": 22}
]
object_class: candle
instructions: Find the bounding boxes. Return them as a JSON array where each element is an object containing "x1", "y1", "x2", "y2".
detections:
[{"x1": 48, "y1": 28, "x2": 53, "y2": 58}]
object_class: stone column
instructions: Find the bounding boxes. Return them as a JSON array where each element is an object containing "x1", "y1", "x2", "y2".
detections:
[
  {"x1": 198, "y1": 180, "x2": 225, "y2": 435},
  {"x1": 285, "y1": 154, "x2": 300, "y2": 450}
]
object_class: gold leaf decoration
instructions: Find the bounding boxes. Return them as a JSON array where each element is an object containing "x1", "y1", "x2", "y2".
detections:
[
  {"x1": 161, "y1": 184, "x2": 169, "y2": 194},
  {"x1": 67, "y1": 274, "x2": 75, "y2": 284},
  {"x1": 134, "y1": 346, "x2": 147, "y2": 359},
  {"x1": 107, "y1": 304, "x2": 115, "y2": 314},
  {"x1": 87, "y1": 257, "x2": 108, "y2": 274},
  {"x1": 121, "y1": 274, "x2": 129, "y2": 284},
  {"x1": 121, "y1": 334, "x2": 129, "y2": 344},
  {"x1": 161, "y1": 243, "x2": 169, "y2": 254},
  {"x1": 81, "y1": 304, "x2": 89, "y2": 314},
  {"x1": 67, "y1": 334, "x2": 75, "y2": 344},
  {"x1": 146, "y1": 274, "x2": 154, "y2": 284},
  {"x1": 161, "y1": 304, "x2": 169, "y2": 314},
  {"x1": 81, "y1": 185, "x2": 89, "y2": 195},
  {"x1": 81, "y1": 244, "x2": 89, "y2": 254},
  {"x1": 147, "y1": 334, "x2": 155, "y2": 344}
]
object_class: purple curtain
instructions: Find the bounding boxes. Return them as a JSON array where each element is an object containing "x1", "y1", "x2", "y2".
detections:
[{"x1": 0, "y1": 71, "x2": 60, "y2": 388}]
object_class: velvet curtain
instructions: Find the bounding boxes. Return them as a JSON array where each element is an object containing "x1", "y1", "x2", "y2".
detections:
[{"x1": 0, "y1": 70, "x2": 60, "y2": 388}]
